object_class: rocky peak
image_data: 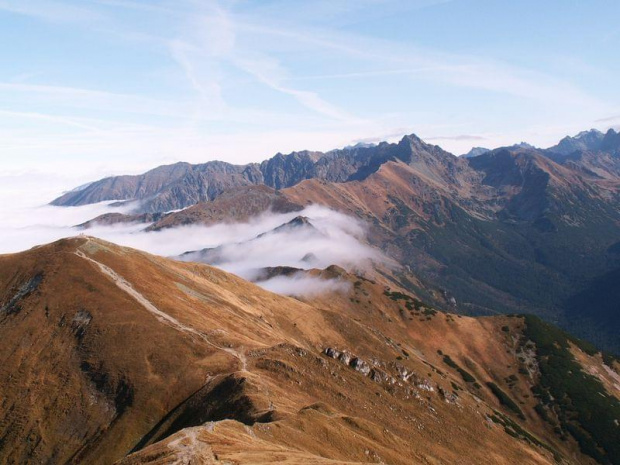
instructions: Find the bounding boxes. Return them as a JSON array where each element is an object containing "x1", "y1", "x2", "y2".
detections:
[
  {"x1": 600, "y1": 128, "x2": 620, "y2": 154},
  {"x1": 396, "y1": 133, "x2": 457, "y2": 163},
  {"x1": 270, "y1": 216, "x2": 316, "y2": 234},
  {"x1": 508, "y1": 142, "x2": 537, "y2": 151},
  {"x1": 463, "y1": 147, "x2": 490, "y2": 158},
  {"x1": 548, "y1": 128, "x2": 605, "y2": 155}
]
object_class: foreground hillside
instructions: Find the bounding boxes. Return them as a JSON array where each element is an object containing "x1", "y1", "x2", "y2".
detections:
[{"x1": 0, "y1": 238, "x2": 618, "y2": 464}]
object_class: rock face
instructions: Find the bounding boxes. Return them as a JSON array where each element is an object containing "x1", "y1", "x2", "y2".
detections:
[
  {"x1": 1, "y1": 237, "x2": 619, "y2": 464},
  {"x1": 548, "y1": 129, "x2": 606, "y2": 155},
  {"x1": 601, "y1": 128, "x2": 620, "y2": 153}
]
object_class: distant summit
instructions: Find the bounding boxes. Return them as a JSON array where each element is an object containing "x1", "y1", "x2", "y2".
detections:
[
  {"x1": 506, "y1": 141, "x2": 537, "y2": 150},
  {"x1": 548, "y1": 129, "x2": 605, "y2": 155},
  {"x1": 462, "y1": 147, "x2": 490, "y2": 158},
  {"x1": 600, "y1": 128, "x2": 620, "y2": 153},
  {"x1": 50, "y1": 133, "x2": 453, "y2": 213},
  {"x1": 343, "y1": 141, "x2": 377, "y2": 150}
]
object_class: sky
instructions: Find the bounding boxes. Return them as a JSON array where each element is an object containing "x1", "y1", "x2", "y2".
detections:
[{"x1": 0, "y1": 0, "x2": 619, "y2": 189}]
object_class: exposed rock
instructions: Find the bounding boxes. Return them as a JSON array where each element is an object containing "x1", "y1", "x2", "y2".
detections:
[
  {"x1": 370, "y1": 369, "x2": 387, "y2": 383},
  {"x1": 337, "y1": 351, "x2": 353, "y2": 365},
  {"x1": 71, "y1": 309, "x2": 93, "y2": 341},
  {"x1": 438, "y1": 387, "x2": 458, "y2": 404},
  {"x1": 547, "y1": 129, "x2": 605, "y2": 155},
  {"x1": 0, "y1": 273, "x2": 43, "y2": 317},
  {"x1": 350, "y1": 358, "x2": 371, "y2": 376},
  {"x1": 396, "y1": 364, "x2": 414, "y2": 382},
  {"x1": 323, "y1": 348, "x2": 341, "y2": 359},
  {"x1": 416, "y1": 379, "x2": 435, "y2": 392}
]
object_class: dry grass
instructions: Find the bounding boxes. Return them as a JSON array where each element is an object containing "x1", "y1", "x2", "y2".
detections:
[{"x1": 0, "y1": 237, "x2": 614, "y2": 464}]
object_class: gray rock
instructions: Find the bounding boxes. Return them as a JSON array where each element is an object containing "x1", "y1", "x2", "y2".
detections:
[
  {"x1": 338, "y1": 351, "x2": 353, "y2": 365},
  {"x1": 323, "y1": 348, "x2": 341, "y2": 359},
  {"x1": 350, "y1": 357, "x2": 371, "y2": 376}
]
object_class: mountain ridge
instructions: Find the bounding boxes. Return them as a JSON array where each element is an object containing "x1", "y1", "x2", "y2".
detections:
[
  {"x1": 50, "y1": 134, "x2": 472, "y2": 213},
  {"x1": 1, "y1": 237, "x2": 618, "y2": 464}
]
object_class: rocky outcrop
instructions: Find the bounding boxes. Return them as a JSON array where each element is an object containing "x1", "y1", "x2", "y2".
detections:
[
  {"x1": 0, "y1": 273, "x2": 43, "y2": 317},
  {"x1": 323, "y1": 348, "x2": 403, "y2": 387}
]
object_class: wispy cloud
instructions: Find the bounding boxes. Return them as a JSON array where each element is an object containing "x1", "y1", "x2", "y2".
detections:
[
  {"x1": 0, "y1": 81, "x2": 192, "y2": 119},
  {"x1": 173, "y1": 3, "x2": 362, "y2": 124},
  {"x1": 426, "y1": 134, "x2": 487, "y2": 142},
  {"x1": 168, "y1": 39, "x2": 227, "y2": 114},
  {"x1": 595, "y1": 114, "x2": 620, "y2": 123},
  {"x1": 232, "y1": 53, "x2": 362, "y2": 123},
  {"x1": 292, "y1": 67, "x2": 452, "y2": 81},
  {"x1": 0, "y1": 109, "x2": 106, "y2": 132},
  {"x1": 0, "y1": 0, "x2": 617, "y2": 168},
  {"x1": 0, "y1": 0, "x2": 104, "y2": 23},
  {"x1": 240, "y1": 20, "x2": 605, "y2": 110}
]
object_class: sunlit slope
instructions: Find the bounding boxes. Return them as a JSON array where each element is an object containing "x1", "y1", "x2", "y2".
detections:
[{"x1": 0, "y1": 237, "x2": 617, "y2": 464}]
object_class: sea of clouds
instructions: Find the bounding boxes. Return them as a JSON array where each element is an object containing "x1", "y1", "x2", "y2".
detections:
[{"x1": 0, "y1": 176, "x2": 386, "y2": 297}]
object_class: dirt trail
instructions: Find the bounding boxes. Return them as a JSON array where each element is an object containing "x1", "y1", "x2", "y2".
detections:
[{"x1": 75, "y1": 248, "x2": 247, "y2": 372}]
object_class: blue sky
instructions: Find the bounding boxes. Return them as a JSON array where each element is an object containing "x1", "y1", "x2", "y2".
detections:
[{"x1": 0, "y1": 0, "x2": 619, "y2": 181}]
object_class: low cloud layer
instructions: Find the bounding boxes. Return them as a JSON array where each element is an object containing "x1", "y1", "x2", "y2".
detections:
[
  {"x1": 180, "y1": 205, "x2": 382, "y2": 277},
  {"x1": 0, "y1": 188, "x2": 385, "y2": 297},
  {"x1": 258, "y1": 274, "x2": 352, "y2": 298}
]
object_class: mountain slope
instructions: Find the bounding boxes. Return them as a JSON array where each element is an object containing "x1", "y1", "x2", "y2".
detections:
[
  {"x1": 2, "y1": 238, "x2": 618, "y2": 464},
  {"x1": 282, "y1": 148, "x2": 620, "y2": 353},
  {"x1": 51, "y1": 161, "x2": 264, "y2": 212},
  {"x1": 146, "y1": 185, "x2": 303, "y2": 231}
]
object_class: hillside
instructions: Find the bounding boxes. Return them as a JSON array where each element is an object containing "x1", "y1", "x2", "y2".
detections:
[{"x1": 0, "y1": 237, "x2": 619, "y2": 464}]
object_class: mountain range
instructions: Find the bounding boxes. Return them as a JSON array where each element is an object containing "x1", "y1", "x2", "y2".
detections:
[
  {"x1": 54, "y1": 128, "x2": 620, "y2": 354},
  {"x1": 1, "y1": 128, "x2": 619, "y2": 464}
]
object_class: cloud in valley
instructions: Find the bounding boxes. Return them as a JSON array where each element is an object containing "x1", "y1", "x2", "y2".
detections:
[
  {"x1": 0, "y1": 186, "x2": 385, "y2": 298},
  {"x1": 258, "y1": 273, "x2": 352, "y2": 298}
]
